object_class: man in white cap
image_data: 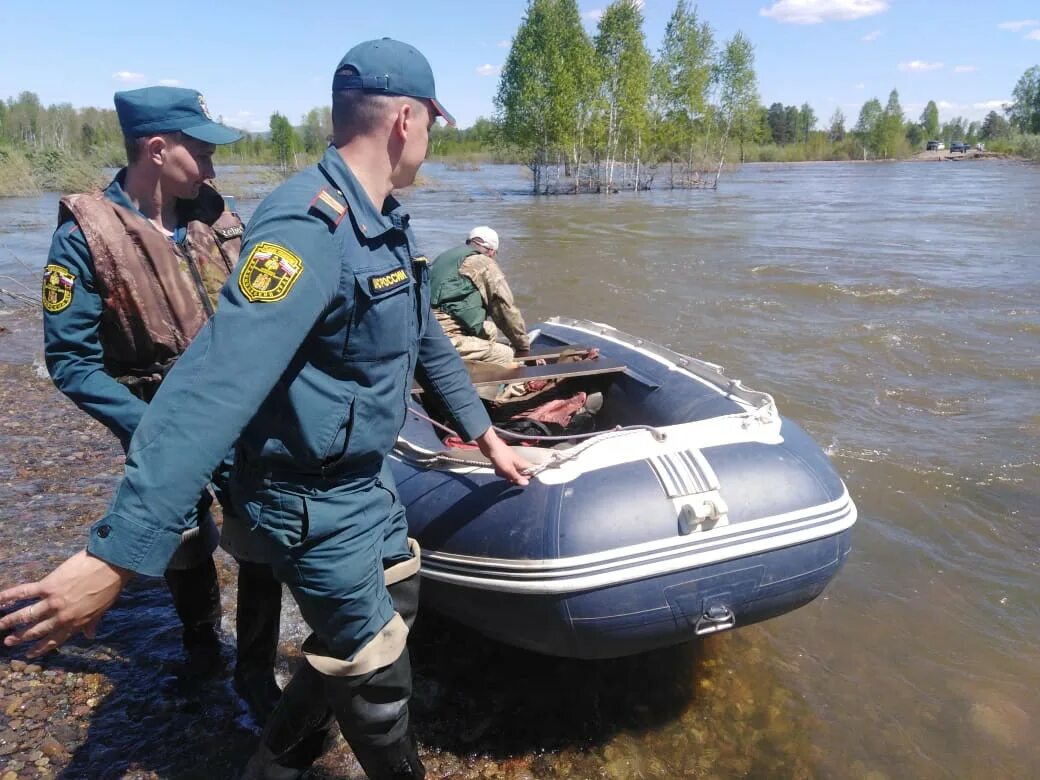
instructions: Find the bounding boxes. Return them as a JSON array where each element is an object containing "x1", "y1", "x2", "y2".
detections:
[{"x1": 429, "y1": 225, "x2": 531, "y2": 366}]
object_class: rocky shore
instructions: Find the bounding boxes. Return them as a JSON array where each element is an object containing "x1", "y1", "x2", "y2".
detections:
[{"x1": 0, "y1": 308, "x2": 820, "y2": 778}]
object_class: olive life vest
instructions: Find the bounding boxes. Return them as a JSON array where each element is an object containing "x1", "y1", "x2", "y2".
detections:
[
  {"x1": 429, "y1": 244, "x2": 486, "y2": 337},
  {"x1": 58, "y1": 182, "x2": 243, "y2": 391}
]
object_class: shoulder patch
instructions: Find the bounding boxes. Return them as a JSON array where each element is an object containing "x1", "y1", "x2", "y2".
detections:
[
  {"x1": 368, "y1": 268, "x2": 409, "y2": 296},
  {"x1": 238, "y1": 243, "x2": 304, "y2": 303},
  {"x1": 308, "y1": 187, "x2": 348, "y2": 230},
  {"x1": 42, "y1": 264, "x2": 76, "y2": 313}
]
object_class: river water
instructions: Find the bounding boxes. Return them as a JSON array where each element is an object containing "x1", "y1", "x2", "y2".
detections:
[{"x1": 0, "y1": 160, "x2": 1037, "y2": 779}]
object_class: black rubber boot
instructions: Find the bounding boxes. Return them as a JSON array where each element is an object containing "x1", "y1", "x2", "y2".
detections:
[
  {"x1": 325, "y1": 652, "x2": 424, "y2": 780},
  {"x1": 233, "y1": 559, "x2": 284, "y2": 726},
  {"x1": 240, "y1": 663, "x2": 337, "y2": 780},
  {"x1": 386, "y1": 568, "x2": 420, "y2": 631},
  {"x1": 164, "y1": 557, "x2": 223, "y2": 678}
]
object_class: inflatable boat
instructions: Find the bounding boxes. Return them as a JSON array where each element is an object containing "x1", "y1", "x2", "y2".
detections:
[{"x1": 390, "y1": 317, "x2": 856, "y2": 659}]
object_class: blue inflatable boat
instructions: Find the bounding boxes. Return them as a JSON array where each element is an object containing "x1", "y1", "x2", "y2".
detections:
[{"x1": 391, "y1": 317, "x2": 856, "y2": 659}]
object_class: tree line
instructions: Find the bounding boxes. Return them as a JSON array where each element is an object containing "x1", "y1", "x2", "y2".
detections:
[{"x1": 2, "y1": 12, "x2": 1040, "y2": 197}]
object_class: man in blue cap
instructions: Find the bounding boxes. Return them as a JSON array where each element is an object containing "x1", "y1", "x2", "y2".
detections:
[
  {"x1": 38, "y1": 85, "x2": 284, "y2": 720},
  {"x1": 1, "y1": 42, "x2": 530, "y2": 779}
]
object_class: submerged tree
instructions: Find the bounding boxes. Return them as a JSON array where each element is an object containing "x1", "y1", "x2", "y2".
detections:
[
  {"x1": 595, "y1": 0, "x2": 652, "y2": 189},
  {"x1": 715, "y1": 31, "x2": 759, "y2": 165},
  {"x1": 496, "y1": 0, "x2": 596, "y2": 192},
  {"x1": 652, "y1": 0, "x2": 715, "y2": 171}
]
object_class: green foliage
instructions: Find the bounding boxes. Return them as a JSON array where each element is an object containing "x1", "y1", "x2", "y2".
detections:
[
  {"x1": 1008, "y1": 65, "x2": 1040, "y2": 134},
  {"x1": 920, "y1": 101, "x2": 940, "y2": 139},
  {"x1": 269, "y1": 112, "x2": 297, "y2": 172},
  {"x1": 595, "y1": 0, "x2": 652, "y2": 166},
  {"x1": 652, "y1": 1, "x2": 715, "y2": 160},
  {"x1": 980, "y1": 111, "x2": 1010, "y2": 141},
  {"x1": 716, "y1": 32, "x2": 759, "y2": 156},
  {"x1": 828, "y1": 108, "x2": 846, "y2": 142}
]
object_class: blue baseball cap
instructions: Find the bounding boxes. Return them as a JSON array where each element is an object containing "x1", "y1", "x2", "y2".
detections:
[
  {"x1": 114, "y1": 86, "x2": 242, "y2": 144},
  {"x1": 332, "y1": 38, "x2": 455, "y2": 126}
]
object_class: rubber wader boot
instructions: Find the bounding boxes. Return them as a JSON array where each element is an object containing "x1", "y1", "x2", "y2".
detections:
[
  {"x1": 328, "y1": 569, "x2": 424, "y2": 779},
  {"x1": 325, "y1": 652, "x2": 425, "y2": 780},
  {"x1": 242, "y1": 566, "x2": 423, "y2": 779},
  {"x1": 233, "y1": 559, "x2": 284, "y2": 725},
  {"x1": 240, "y1": 663, "x2": 337, "y2": 780},
  {"x1": 164, "y1": 557, "x2": 223, "y2": 678}
]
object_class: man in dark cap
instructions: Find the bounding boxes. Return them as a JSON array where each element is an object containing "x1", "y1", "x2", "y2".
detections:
[
  {"x1": 2, "y1": 43, "x2": 531, "y2": 779},
  {"x1": 38, "y1": 86, "x2": 283, "y2": 720}
]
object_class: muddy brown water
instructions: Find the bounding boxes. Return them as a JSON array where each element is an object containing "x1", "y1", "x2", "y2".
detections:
[{"x1": 0, "y1": 160, "x2": 1037, "y2": 779}]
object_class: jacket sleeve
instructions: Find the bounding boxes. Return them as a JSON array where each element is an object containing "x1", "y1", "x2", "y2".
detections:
[
  {"x1": 42, "y1": 221, "x2": 148, "y2": 450},
  {"x1": 415, "y1": 314, "x2": 492, "y2": 442},
  {"x1": 460, "y1": 255, "x2": 531, "y2": 351},
  {"x1": 86, "y1": 217, "x2": 338, "y2": 576}
]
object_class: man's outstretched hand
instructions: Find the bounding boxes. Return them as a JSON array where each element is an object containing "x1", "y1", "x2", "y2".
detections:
[{"x1": 0, "y1": 550, "x2": 131, "y2": 658}]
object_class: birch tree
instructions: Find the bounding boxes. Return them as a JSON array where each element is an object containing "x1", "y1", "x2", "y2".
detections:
[
  {"x1": 594, "y1": 0, "x2": 651, "y2": 189},
  {"x1": 652, "y1": 0, "x2": 715, "y2": 171}
]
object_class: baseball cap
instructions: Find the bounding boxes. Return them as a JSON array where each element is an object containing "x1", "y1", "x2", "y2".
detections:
[
  {"x1": 468, "y1": 226, "x2": 499, "y2": 251},
  {"x1": 332, "y1": 38, "x2": 455, "y2": 126},
  {"x1": 114, "y1": 87, "x2": 242, "y2": 144}
]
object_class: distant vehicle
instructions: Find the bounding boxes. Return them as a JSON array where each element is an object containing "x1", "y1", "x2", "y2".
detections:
[
  {"x1": 975, "y1": 142, "x2": 986, "y2": 151},
  {"x1": 950, "y1": 142, "x2": 970, "y2": 153},
  {"x1": 926, "y1": 140, "x2": 940, "y2": 151}
]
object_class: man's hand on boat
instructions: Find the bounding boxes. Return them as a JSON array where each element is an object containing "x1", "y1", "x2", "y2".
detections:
[
  {"x1": 0, "y1": 550, "x2": 131, "y2": 658},
  {"x1": 476, "y1": 426, "x2": 532, "y2": 486}
]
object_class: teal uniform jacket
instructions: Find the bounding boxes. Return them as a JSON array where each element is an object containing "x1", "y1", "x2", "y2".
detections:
[
  {"x1": 42, "y1": 176, "x2": 188, "y2": 450},
  {"x1": 87, "y1": 147, "x2": 492, "y2": 577}
]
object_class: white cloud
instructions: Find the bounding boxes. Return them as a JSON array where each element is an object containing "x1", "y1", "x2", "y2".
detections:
[
  {"x1": 997, "y1": 19, "x2": 1038, "y2": 32},
  {"x1": 157, "y1": 78, "x2": 181, "y2": 86},
  {"x1": 898, "y1": 60, "x2": 943, "y2": 72},
  {"x1": 973, "y1": 100, "x2": 1009, "y2": 110},
  {"x1": 953, "y1": 65, "x2": 978, "y2": 73},
  {"x1": 862, "y1": 29, "x2": 881, "y2": 42},
  {"x1": 497, "y1": 39, "x2": 510, "y2": 48},
  {"x1": 1027, "y1": 29, "x2": 1040, "y2": 40},
  {"x1": 937, "y1": 100, "x2": 957, "y2": 110},
  {"x1": 583, "y1": 9, "x2": 603, "y2": 21},
  {"x1": 760, "y1": 0, "x2": 888, "y2": 25},
  {"x1": 855, "y1": 82, "x2": 866, "y2": 89},
  {"x1": 475, "y1": 64, "x2": 500, "y2": 77},
  {"x1": 112, "y1": 70, "x2": 146, "y2": 84}
]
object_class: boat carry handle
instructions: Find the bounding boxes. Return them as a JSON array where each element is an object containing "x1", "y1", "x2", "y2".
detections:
[{"x1": 694, "y1": 604, "x2": 736, "y2": 636}]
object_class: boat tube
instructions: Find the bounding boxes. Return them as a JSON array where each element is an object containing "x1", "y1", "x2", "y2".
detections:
[{"x1": 391, "y1": 317, "x2": 856, "y2": 659}]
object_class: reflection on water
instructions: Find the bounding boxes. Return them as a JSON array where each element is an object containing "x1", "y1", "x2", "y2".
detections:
[{"x1": 1, "y1": 160, "x2": 1038, "y2": 778}]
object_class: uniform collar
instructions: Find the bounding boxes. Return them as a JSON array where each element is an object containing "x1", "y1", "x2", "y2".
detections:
[
  {"x1": 107, "y1": 169, "x2": 220, "y2": 232},
  {"x1": 318, "y1": 146, "x2": 406, "y2": 239}
]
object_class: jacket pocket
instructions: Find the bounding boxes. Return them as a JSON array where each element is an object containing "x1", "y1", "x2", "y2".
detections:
[{"x1": 344, "y1": 265, "x2": 412, "y2": 362}]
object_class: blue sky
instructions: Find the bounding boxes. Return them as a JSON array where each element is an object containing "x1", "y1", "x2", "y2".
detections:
[{"x1": 2, "y1": 0, "x2": 1038, "y2": 131}]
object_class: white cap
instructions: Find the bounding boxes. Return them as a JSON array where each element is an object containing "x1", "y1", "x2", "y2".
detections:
[{"x1": 467, "y1": 226, "x2": 499, "y2": 251}]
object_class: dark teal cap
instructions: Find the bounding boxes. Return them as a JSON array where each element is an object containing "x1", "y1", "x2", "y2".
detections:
[
  {"x1": 332, "y1": 38, "x2": 455, "y2": 126},
  {"x1": 114, "y1": 86, "x2": 242, "y2": 144}
]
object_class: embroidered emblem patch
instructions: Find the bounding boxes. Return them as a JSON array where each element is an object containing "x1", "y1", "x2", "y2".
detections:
[
  {"x1": 238, "y1": 242, "x2": 303, "y2": 302},
  {"x1": 42, "y1": 264, "x2": 76, "y2": 313},
  {"x1": 198, "y1": 93, "x2": 212, "y2": 120},
  {"x1": 368, "y1": 268, "x2": 409, "y2": 295}
]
